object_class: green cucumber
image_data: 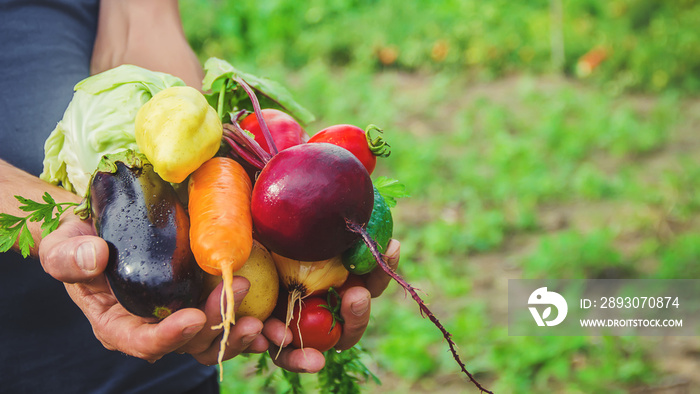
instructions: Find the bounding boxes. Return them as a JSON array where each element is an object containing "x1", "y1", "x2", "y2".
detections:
[{"x1": 342, "y1": 186, "x2": 393, "y2": 274}]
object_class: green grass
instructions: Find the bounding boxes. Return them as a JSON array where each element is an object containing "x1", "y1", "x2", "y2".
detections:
[{"x1": 179, "y1": 1, "x2": 700, "y2": 392}]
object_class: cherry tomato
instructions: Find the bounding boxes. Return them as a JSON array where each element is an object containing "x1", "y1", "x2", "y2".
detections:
[
  {"x1": 289, "y1": 296, "x2": 342, "y2": 352},
  {"x1": 308, "y1": 124, "x2": 390, "y2": 175},
  {"x1": 239, "y1": 109, "x2": 307, "y2": 154}
]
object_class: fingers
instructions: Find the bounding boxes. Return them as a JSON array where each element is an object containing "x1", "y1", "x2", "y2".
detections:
[
  {"x1": 67, "y1": 279, "x2": 208, "y2": 362},
  {"x1": 178, "y1": 277, "x2": 250, "y2": 354},
  {"x1": 90, "y1": 304, "x2": 209, "y2": 362},
  {"x1": 268, "y1": 345, "x2": 325, "y2": 373},
  {"x1": 191, "y1": 316, "x2": 264, "y2": 365},
  {"x1": 331, "y1": 241, "x2": 400, "y2": 351},
  {"x1": 243, "y1": 331, "x2": 270, "y2": 354},
  {"x1": 365, "y1": 239, "x2": 400, "y2": 298},
  {"x1": 39, "y1": 217, "x2": 109, "y2": 283},
  {"x1": 68, "y1": 269, "x2": 263, "y2": 364},
  {"x1": 334, "y1": 286, "x2": 371, "y2": 350},
  {"x1": 124, "y1": 308, "x2": 208, "y2": 361},
  {"x1": 262, "y1": 317, "x2": 325, "y2": 372},
  {"x1": 178, "y1": 277, "x2": 268, "y2": 365},
  {"x1": 262, "y1": 317, "x2": 293, "y2": 349}
]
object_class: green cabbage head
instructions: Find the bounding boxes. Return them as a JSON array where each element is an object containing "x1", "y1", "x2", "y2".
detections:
[{"x1": 40, "y1": 65, "x2": 184, "y2": 196}]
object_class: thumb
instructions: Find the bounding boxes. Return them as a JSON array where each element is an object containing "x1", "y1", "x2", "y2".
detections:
[{"x1": 39, "y1": 220, "x2": 109, "y2": 283}]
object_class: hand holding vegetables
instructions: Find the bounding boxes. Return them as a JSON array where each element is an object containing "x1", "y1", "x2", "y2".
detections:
[
  {"x1": 33, "y1": 191, "x2": 394, "y2": 370},
  {"x1": 38, "y1": 210, "x2": 267, "y2": 365}
]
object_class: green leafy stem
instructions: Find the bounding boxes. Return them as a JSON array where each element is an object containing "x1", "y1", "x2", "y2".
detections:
[{"x1": 255, "y1": 344, "x2": 380, "y2": 393}]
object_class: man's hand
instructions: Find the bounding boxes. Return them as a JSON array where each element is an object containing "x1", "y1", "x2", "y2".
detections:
[
  {"x1": 261, "y1": 240, "x2": 401, "y2": 372},
  {"x1": 39, "y1": 213, "x2": 266, "y2": 364}
]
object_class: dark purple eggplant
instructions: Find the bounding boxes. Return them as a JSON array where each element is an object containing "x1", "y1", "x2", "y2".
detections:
[{"x1": 84, "y1": 150, "x2": 203, "y2": 319}]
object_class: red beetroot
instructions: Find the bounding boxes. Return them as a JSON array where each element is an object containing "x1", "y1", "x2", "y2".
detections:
[{"x1": 251, "y1": 143, "x2": 374, "y2": 261}]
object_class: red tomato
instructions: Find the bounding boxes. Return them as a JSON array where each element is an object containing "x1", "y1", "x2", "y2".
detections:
[
  {"x1": 239, "y1": 109, "x2": 307, "y2": 154},
  {"x1": 307, "y1": 124, "x2": 390, "y2": 175},
  {"x1": 289, "y1": 296, "x2": 342, "y2": 352}
]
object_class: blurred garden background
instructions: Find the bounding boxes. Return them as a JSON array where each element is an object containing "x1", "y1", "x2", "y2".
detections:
[{"x1": 180, "y1": 0, "x2": 700, "y2": 392}]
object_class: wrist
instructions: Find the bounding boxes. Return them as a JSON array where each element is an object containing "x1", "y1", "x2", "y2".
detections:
[{"x1": 91, "y1": 0, "x2": 203, "y2": 87}]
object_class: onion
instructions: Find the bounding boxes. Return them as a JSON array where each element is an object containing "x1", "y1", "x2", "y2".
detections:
[
  {"x1": 272, "y1": 253, "x2": 349, "y2": 296},
  {"x1": 271, "y1": 252, "x2": 349, "y2": 352}
]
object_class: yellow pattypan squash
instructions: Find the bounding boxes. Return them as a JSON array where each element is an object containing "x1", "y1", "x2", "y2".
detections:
[{"x1": 135, "y1": 86, "x2": 222, "y2": 183}]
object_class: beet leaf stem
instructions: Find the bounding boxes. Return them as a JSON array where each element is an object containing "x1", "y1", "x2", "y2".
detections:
[
  {"x1": 234, "y1": 77, "x2": 279, "y2": 155},
  {"x1": 346, "y1": 220, "x2": 493, "y2": 394}
]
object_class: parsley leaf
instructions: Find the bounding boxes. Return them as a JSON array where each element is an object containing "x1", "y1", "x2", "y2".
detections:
[{"x1": 0, "y1": 192, "x2": 79, "y2": 258}]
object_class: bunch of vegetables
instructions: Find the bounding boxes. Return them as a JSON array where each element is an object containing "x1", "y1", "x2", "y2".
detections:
[{"x1": 0, "y1": 59, "x2": 491, "y2": 393}]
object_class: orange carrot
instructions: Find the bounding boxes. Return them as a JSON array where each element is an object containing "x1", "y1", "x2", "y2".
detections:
[{"x1": 188, "y1": 156, "x2": 253, "y2": 379}]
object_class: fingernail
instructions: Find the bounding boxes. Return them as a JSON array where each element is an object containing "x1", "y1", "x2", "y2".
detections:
[
  {"x1": 182, "y1": 323, "x2": 204, "y2": 339},
  {"x1": 76, "y1": 242, "x2": 97, "y2": 272},
  {"x1": 234, "y1": 288, "x2": 250, "y2": 302},
  {"x1": 242, "y1": 332, "x2": 260, "y2": 346},
  {"x1": 234, "y1": 287, "x2": 250, "y2": 296},
  {"x1": 351, "y1": 296, "x2": 370, "y2": 316}
]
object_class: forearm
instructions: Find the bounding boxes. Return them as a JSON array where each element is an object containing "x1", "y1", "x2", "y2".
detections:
[
  {"x1": 0, "y1": 159, "x2": 81, "y2": 258},
  {"x1": 91, "y1": 0, "x2": 203, "y2": 88}
]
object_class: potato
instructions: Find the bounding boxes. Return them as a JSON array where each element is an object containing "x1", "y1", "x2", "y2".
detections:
[
  {"x1": 202, "y1": 240, "x2": 279, "y2": 321},
  {"x1": 235, "y1": 241, "x2": 280, "y2": 320}
]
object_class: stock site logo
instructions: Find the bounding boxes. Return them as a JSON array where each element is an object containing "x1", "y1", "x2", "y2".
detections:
[{"x1": 528, "y1": 287, "x2": 568, "y2": 327}]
